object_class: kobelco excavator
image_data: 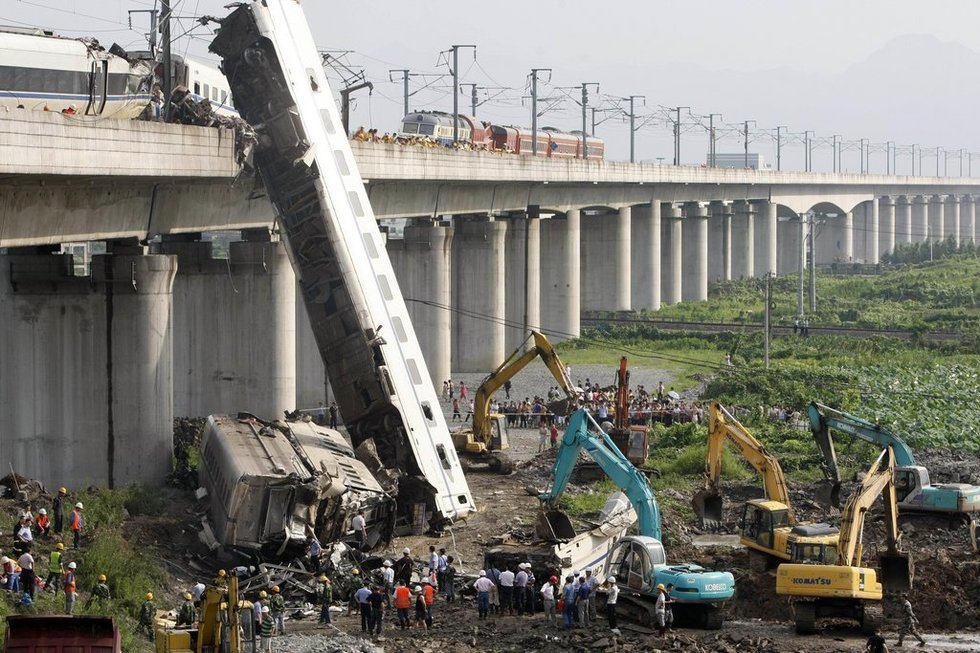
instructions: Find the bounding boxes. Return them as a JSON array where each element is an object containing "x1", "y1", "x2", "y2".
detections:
[
  {"x1": 693, "y1": 402, "x2": 840, "y2": 568},
  {"x1": 776, "y1": 446, "x2": 912, "y2": 634}
]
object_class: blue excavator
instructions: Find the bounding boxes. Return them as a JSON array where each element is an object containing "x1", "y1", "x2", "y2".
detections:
[
  {"x1": 809, "y1": 402, "x2": 980, "y2": 549},
  {"x1": 538, "y1": 408, "x2": 735, "y2": 629}
]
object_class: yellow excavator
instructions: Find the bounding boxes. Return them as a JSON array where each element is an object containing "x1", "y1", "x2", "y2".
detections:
[
  {"x1": 155, "y1": 575, "x2": 254, "y2": 653},
  {"x1": 452, "y1": 330, "x2": 576, "y2": 473},
  {"x1": 776, "y1": 446, "x2": 912, "y2": 634},
  {"x1": 693, "y1": 402, "x2": 840, "y2": 568}
]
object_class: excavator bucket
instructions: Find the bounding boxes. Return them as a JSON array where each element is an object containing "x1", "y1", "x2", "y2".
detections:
[
  {"x1": 878, "y1": 551, "x2": 913, "y2": 593},
  {"x1": 535, "y1": 509, "x2": 577, "y2": 542},
  {"x1": 692, "y1": 489, "x2": 724, "y2": 530},
  {"x1": 814, "y1": 479, "x2": 842, "y2": 510}
]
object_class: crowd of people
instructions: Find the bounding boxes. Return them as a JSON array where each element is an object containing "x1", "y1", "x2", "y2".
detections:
[{"x1": 351, "y1": 126, "x2": 512, "y2": 153}]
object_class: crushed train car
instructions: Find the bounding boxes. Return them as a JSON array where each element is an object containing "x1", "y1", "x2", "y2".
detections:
[{"x1": 198, "y1": 413, "x2": 395, "y2": 554}]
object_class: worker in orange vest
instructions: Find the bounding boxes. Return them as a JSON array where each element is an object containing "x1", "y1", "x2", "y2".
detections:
[
  {"x1": 392, "y1": 579, "x2": 412, "y2": 630},
  {"x1": 69, "y1": 503, "x2": 84, "y2": 550},
  {"x1": 63, "y1": 561, "x2": 78, "y2": 614},
  {"x1": 421, "y1": 577, "x2": 436, "y2": 628}
]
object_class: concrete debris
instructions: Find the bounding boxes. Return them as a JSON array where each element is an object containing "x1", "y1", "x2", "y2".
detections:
[{"x1": 272, "y1": 631, "x2": 383, "y2": 653}]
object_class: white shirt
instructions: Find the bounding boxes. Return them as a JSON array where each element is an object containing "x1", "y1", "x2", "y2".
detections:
[
  {"x1": 540, "y1": 582, "x2": 554, "y2": 601},
  {"x1": 16, "y1": 526, "x2": 32, "y2": 543},
  {"x1": 352, "y1": 514, "x2": 366, "y2": 533},
  {"x1": 654, "y1": 591, "x2": 666, "y2": 614},
  {"x1": 429, "y1": 551, "x2": 439, "y2": 571},
  {"x1": 607, "y1": 584, "x2": 619, "y2": 605},
  {"x1": 17, "y1": 552, "x2": 33, "y2": 571},
  {"x1": 192, "y1": 583, "x2": 206, "y2": 601},
  {"x1": 382, "y1": 567, "x2": 394, "y2": 585},
  {"x1": 515, "y1": 571, "x2": 527, "y2": 587},
  {"x1": 438, "y1": 555, "x2": 448, "y2": 572},
  {"x1": 498, "y1": 570, "x2": 515, "y2": 587},
  {"x1": 474, "y1": 577, "x2": 494, "y2": 593}
]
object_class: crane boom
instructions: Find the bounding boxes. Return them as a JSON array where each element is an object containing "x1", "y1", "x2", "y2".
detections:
[{"x1": 210, "y1": 1, "x2": 474, "y2": 527}]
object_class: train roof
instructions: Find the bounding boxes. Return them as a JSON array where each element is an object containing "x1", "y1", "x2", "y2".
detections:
[{"x1": 402, "y1": 110, "x2": 478, "y2": 126}]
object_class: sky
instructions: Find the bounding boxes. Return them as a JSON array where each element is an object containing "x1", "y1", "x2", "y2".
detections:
[{"x1": 6, "y1": 0, "x2": 980, "y2": 171}]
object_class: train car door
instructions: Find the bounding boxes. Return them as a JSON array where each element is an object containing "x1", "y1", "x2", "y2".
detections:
[{"x1": 86, "y1": 60, "x2": 109, "y2": 115}]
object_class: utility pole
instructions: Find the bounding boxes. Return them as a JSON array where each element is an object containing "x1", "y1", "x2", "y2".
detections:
[
  {"x1": 763, "y1": 273, "x2": 772, "y2": 369},
  {"x1": 160, "y1": 0, "x2": 172, "y2": 117},
  {"x1": 937, "y1": 146, "x2": 942, "y2": 176},
  {"x1": 804, "y1": 131, "x2": 814, "y2": 172},
  {"x1": 776, "y1": 126, "x2": 786, "y2": 171},
  {"x1": 339, "y1": 81, "x2": 373, "y2": 135},
  {"x1": 833, "y1": 135, "x2": 841, "y2": 173},
  {"x1": 529, "y1": 68, "x2": 551, "y2": 156},
  {"x1": 673, "y1": 107, "x2": 689, "y2": 165},
  {"x1": 448, "y1": 45, "x2": 476, "y2": 144},
  {"x1": 628, "y1": 95, "x2": 645, "y2": 164},
  {"x1": 860, "y1": 138, "x2": 869, "y2": 174},
  {"x1": 887, "y1": 141, "x2": 895, "y2": 175},
  {"x1": 459, "y1": 83, "x2": 479, "y2": 115},
  {"x1": 808, "y1": 215, "x2": 817, "y2": 312},
  {"x1": 128, "y1": 9, "x2": 158, "y2": 52},
  {"x1": 911, "y1": 144, "x2": 918, "y2": 176},
  {"x1": 797, "y1": 213, "x2": 806, "y2": 318},
  {"x1": 580, "y1": 82, "x2": 599, "y2": 137},
  {"x1": 708, "y1": 113, "x2": 722, "y2": 166},
  {"x1": 960, "y1": 148, "x2": 965, "y2": 176},
  {"x1": 743, "y1": 119, "x2": 756, "y2": 169},
  {"x1": 389, "y1": 69, "x2": 410, "y2": 116}
]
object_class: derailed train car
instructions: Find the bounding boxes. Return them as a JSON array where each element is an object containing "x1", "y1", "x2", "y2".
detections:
[{"x1": 199, "y1": 414, "x2": 395, "y2": 552}]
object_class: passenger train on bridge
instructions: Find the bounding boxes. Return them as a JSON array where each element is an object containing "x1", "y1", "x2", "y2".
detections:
[
  {"x1": 399, "y1": 111, "x2": 605, "y2": 159},
  {"x1": 0, "y1": 26, "x2": 236, "y2": 118}
]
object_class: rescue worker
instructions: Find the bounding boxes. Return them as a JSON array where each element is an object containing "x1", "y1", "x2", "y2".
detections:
[
  {"x1": 214, "y1": 569, "x2": 228, "y2": 588},
  {"x1": 85, "y1": 574, "x2": 111, "y2": 609},
  {"x1": 540, "y1": 575, "x2": 557, "y2": 626},
  {"x1": 354, "y1": 584, "x2": 372, "y2": 631},
  {"x1": 63, "y1": 562, "x2": 78, "y2": 615},
  {"x1": 443, "y1": 556, "x2": 457, "y2": 603},
  {"x1": 394, "y1": 578, "x2": 413, "y2": 628},
  {"x1": 381, "y1": 559, "x2": 394, "y2": 606},
  {"x1": 53, "y1": 487, "x2": 67, "y2": 534},
  {"x1": 68, "y1": 502, "x2": 83, "y2": 550},
  {"x1": 654, "y1": 583, "x2": 671, "y2": 636},
  {"x1": 35, "y1": 508, "x2": 50, "y2": 538},
  {"x1": 585, "y1": 569, "x2": 598, "y2": 621},
  {"x1": 17, "y1": 546, "x2": 35, "y2": 600},
  {"x1": 367, "y1": 584, "x2": 385, "y2": 634},
  {"x1": 575, "y1": 573, "x2": 591, "y2": 627},
  {"x1": 176, "y1": 591, "x2": 196, "y2": 626},
  {"x1": 46, "y1": 543, "x2": 64, "y2": 593},
  {"x1": 897, "y1": 593, "x2": 926, "y2": 647},
  {"x1": 307, "y1": 534, "x2": 321, "y2": 572},
  {"x1": 664, "y1": 582, "x2": 675, "y2": 630},
  {"x1": 269, "y1": 585, "x2": 286, "y2": 634},
  {"x1": 318, "y1": 575, "x2": 333, "y2": 625},
  {"x1": 138, "y1": 592, "x2": 156, "y2": 640},
  {"x1": 605, "y1": 576, "x2": 620, "y2": 631},
  {"x1": 394, "y1": 548, "x2": 413, "y2": 586},
  {"x1": 253, "y1": 590, "x2": 267, "y2": 629},
  {"x1": 473, "y1": 570, "x2": 494, "y2": 620},
  {"x1": 259, "y1": 605, "x2": 275, "y2": 651},
  {"x1": 347, "y1": 568, "x2": 363, "y2": 615},
  {"x1": 421, "y1": 577, "x2": 435, "y2": 628}
]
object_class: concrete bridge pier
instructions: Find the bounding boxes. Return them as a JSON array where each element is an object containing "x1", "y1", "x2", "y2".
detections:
[
  {"x1": 662, "y1": 206, "x2": 683, "y2": 304},
  {"x1": 503, "y1": 212, "x2": 541, "y2": 352},
  {"x1": 867, "y1": 197, "x2": 880, "y2": 264},
  {"x1": 452, "y1": 217, "x2": 506, "y2": 372},
  {"x1": 682, "y1": 203, "x2": 709, "y2": 301},
  {"x1": 582, "y1": 207, "x2": 631, "y2": 311},
  {"x1": 945, "y1": 196, "x2": 961, "y2": 247},
  {"x1": 929, "y1": 195, "x2": 945, "y2": 242},
  {"x1": 878, "y1": 196, "x2": 895, "y2": 257},
  {"x1": 159, "y1": 234, "x2": 296, "y2": 419},
  {"x1": 896, "y1": 196, "x2": 913, "y2": 246},
  {"x1": 708, "y1": 202, "x2": 733, "y2": 282},
  {"x1": 732, "y1": 201, "x2": 755, "y2": 279},
  {"x1": 777, "y1": 212, "x2": 800, "y2": 274},
  {"x1": 630, "y1": 202, "x2": 661, "y2": 312},
  {"x1": 0, "y1": 249, "x2": 177, "y2": 490},
  {"x1": 911, "y1": 196, "x2": 929, "y2": 243},
  {"x1": 386, "y1": 219, "x2": 454, "y2": 387},
  {"x1": 540, "y1": 210, "x2": 581, "y2": 341},
  {"x1": 963, "y1": 196, "x2": 977, "y2": 246}
]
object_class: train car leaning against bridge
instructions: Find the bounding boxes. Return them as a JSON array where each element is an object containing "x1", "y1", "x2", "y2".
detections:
[{"x1": 0, "y1": 26, "x2": 152, "y2": 118}]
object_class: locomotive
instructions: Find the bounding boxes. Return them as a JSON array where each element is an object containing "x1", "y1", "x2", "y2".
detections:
[{"x1": 398, "y1": 110, "x2": 604, "y2": 159}]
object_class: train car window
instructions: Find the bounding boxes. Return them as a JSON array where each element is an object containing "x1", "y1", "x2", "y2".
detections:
[
  {"x1": 194, "y1": 82, "x2": 201, "y2": 96},
  {"x1": 212, "y1": 87, "x2": 218, "y2": 101},
  {"x1": 419, "y1": 124, "x2": 435, "y2": 135},
  {"x1": 203, "y1": 83, "x2": 210, "y2": 100}
]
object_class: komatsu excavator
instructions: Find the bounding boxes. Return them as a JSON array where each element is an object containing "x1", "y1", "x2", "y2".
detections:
[
  {"x1": 539, "y1": 408, "x2": 735, "y2": 629},
  {"x1": 693, "y1": 403, "x2": 839, "y2": 568},
  {"x1": 776, "y1": 446, "x2": 912, "y2": 634},
  {"x1": 452, "y1": 330, "x2": 577, "y2": 473},
  {"x1": 155, "y1": 575, "x2": 253, "y2": 653}
]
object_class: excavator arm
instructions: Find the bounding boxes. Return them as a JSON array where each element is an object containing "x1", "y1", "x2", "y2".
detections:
[
  {"x1": 539, "y1": 408, "x2": 661, "y2": 540},
  {"x1": 472, "y1": 330, "x2": 575, "y2": 446},
  {"x1": 694, "y1": 402, "x2": 794, "y2": 527}
]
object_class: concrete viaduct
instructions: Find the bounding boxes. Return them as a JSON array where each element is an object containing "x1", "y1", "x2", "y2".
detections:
[{"x1": 1, "y1": 111, "x2": 977, "y2": 489}]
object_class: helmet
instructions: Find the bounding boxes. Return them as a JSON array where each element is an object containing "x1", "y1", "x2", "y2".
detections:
[
  {"x1": 479, "y1": 570, "x2": 486, "y2": 577},
  {"x1": 550, "y1": 576, "x2": 558, "y2": 583},
  {"x1": 383, "y1": 560, "x2": 392, "y2": 567},
  {"x1": 183, "y1": 592, "x2": 193, "y2": 600},
  {"x1": 272, "y1": 586, "x2": 280, "y2": 593},
  {"x1": 98, "y1": 574, "x2": 107, "y2": 582},
  {"x1": 74, "y1": 502, "x2": 83, "y2": 510},
  {"x1": 319, "y1": 575, "x2": 328, "y2": 582},
  {"x1": 517, "y1": 563, "x2": 525, "y2": 569},
  {"x1": 352, "y1": 568, "x2": 359, "y2": 575},
  {"x1": 56, "y1": 543, "x2": 65, "y2": 550},
  {"x1": 402, "y1": 547, "x2": 410, "y2": 555},
  {"x1": 58, "y1": 487, "x2": 67, "y2": 495},
  {"x1": 0, "y1": 557, "x2": 8, "y2": 564},
  {"x1": 414, "y1": 586, "x2": 422, "y2": 593},
  {"x1": 38, "y1": 509, "x2": 46, "y2": 515},
  {"x1": 421, "y1": 577, "x2": 430, "y2": 584},
  {"x1": 145, "y1": 592, "x2": 153, "y2": 600},
  {"x1": 258, "y1": 591, "x2": 267, "y2": 599},
  {"x1": 608, "y1": 576, "x2": 617, "y2": 584},
  {"x1": 249, "y1": 566, "x2": 256, "y2": 574},
  {"x1": 68, "y1": 562, "x2": 77, "y2": 569},
  {"x1": 656, "y1": 583, "x2": 666, "y2": 591},
  {"x1": 218, "y1": 569, "x2": 227, "y2": 577},
  {"x1": 261, "y1": 606, "x2": 270, "y2": 613}
]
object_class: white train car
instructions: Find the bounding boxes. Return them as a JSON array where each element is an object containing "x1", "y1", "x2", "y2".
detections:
[
  {"x1": 172, "y1": 54, "x2": 238, "y2": 117},
  {"x1": 0, "y1": 26, "x2": 152, "y2": 118}
]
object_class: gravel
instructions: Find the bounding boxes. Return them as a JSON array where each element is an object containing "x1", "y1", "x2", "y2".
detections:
[{"x1": 273, "y1": 630, "x2": 383, "y2": 653}]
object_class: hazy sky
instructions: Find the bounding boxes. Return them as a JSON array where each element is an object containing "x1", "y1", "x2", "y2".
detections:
[{"x1": 5, "y1": 0, "x2": 980, "y2": 169}]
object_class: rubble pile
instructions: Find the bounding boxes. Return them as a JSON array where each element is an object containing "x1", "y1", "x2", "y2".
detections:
[{"x1": 275, "y1": 631, "x2": 383, "y2": 653}]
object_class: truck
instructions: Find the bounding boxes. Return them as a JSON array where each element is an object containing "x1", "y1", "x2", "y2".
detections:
[
  {"x1": 453, "y1": 330, "x2": 577, "y2": 473},
  {"x1": 776, "y1": 446, "x2": 912, "y2": 634},
  {"x1": 809, "y1": 402, "x2": 980, "y2": 523},
  {"x1": 3, "y1": 616, "x2": 120, "y2": 653},
  {"x1": 210, "y1": 0, "x2": 474, "y2": 531},
  {"x1": 693, "y1": 402, "x2": 840, "y2": 568},
  {"x1": 539, "y1": 408, "x2": 736, "y2": 629}
]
